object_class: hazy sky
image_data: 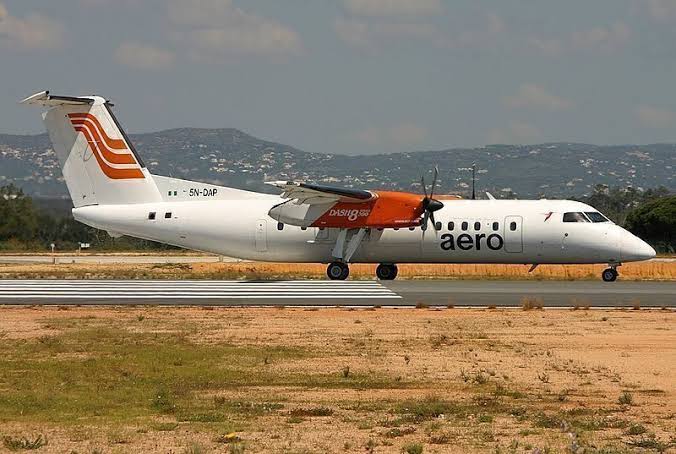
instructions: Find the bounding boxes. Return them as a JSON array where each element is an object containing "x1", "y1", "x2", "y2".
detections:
[{"x1": 2, "y1": 0, "x2": 676, "y2": 155}]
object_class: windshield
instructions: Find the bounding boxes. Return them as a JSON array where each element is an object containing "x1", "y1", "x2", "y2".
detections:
[
  {"x1": 584, "y1": 212, "x2": 610, "y2": 223},
  {"x1": 563, "y1": 212, "x2": 590, "y2": 223}
]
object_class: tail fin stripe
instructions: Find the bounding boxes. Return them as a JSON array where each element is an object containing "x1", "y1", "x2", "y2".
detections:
[
  {"x1": 68, "y1": 113, "x2": 127, "y2": 150},
  {"x1": 71, "y1": 120, "x2": 138, "y2": 164},
  {"x1": 74, "y1": 126, "x2": 145, "y2": 179}
]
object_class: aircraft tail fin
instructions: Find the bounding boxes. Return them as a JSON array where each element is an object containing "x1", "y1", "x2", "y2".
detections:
[{"x1": 21, "y1": 91, "x2": 162, "y2": 207}]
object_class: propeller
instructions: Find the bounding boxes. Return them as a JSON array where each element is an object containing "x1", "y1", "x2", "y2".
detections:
[{"x1": 419, "y1": 166, "x2": 444, "y2": 238}]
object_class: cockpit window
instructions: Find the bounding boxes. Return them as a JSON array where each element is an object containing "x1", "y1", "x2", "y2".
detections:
[
  {"x1": 584, "y1": 212, "x2": 610, "y2": 223},
  {"x1": 563, "y1": 212, "x2": 590, "y2": 223}
]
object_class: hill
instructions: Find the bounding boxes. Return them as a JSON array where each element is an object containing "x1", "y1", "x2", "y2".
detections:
[{"x1": 1, "y1": 128, "x2": 674, "y2": 199}]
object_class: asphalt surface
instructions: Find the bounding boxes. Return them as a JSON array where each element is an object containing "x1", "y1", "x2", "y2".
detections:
[
  {"x1": 386, "y1": 280, "x2": 676, "y2": 307},
  {"x1": 0, "y1": 279, "x2": 674, "y2": 307}
]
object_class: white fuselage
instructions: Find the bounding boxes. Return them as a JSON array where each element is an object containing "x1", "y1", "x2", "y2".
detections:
[{"x1": 72, "y1": 187, "x2": 655, "y2": 265}]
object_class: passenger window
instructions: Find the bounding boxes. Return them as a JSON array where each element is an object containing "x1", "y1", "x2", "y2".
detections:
[
  {"x1": 448, "y1": 221, "x2": 454, "y2": 231},
  {"x1": 277, "y1": 222, "x2": 284, "y2": 231},
  {"x1": 301, "y1": 226, "x2": 307, "y2": 231},
  {"x1": 435, "y1": 221, "x2": 442, "y2": 231},
  {"x1": 164, "y1": 212, "x2": 172, "y2": 219},
  {"x1": 492, "y1": 222, "x2": 498, "y2": 231},
  {"x1": 461, "y1": 221, "x2": 468, "y2": 231},
  {"x1": 409, "y1": 227, "x2": 415, "y2": 231},
  {"x1": 584, "y1": 212, "x2": 610, "y2": 223},
  {"x1": 510, "y1": 221, "x2": 517, "y2": 231},
  {"x1": 474, "y1": 222, "x2": 481, "y2": 231},
  {"x1": 563, "y1": 212, "x2": 590, "y2": 223},
  {"x1": 148, "y1": 212, "x2": 156, "y2": 220}
]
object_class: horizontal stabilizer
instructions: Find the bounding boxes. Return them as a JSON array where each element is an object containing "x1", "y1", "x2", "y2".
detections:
[{"x1": 20, "y1": 90, "x2": 95, "y2": 107}]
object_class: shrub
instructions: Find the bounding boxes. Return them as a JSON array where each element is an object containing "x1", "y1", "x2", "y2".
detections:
[
  {"x1": 402, "y1": 442, "x2": 423, "y2": 454},
  {"x1": 625, "y1": 423, "x2": 646, "y2": 435},
  {"x1": 618, "y1": 391, "x2": 633, "y2": 406},
  {"x1": 2, "y1": 435, "x2": 47, "y2": 451},
  {"x1": 289, "y1": 407, "x2": 333, "y2": 417}
]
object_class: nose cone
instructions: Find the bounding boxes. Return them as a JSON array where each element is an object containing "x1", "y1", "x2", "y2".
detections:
[{"x1": 621, "y1": 233, "x2": 656, "y2": 262}]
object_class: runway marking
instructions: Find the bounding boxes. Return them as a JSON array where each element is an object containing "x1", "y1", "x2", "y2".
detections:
[{"x1": 0, "y1": 280, "x2": 401, "y2": 300}]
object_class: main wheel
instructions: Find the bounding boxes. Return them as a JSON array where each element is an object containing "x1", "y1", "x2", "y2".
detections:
[
  {"x1": 376, "y1": 263, "x2": 398, "y2": 280},
  {"x1": 602, "y1": 268, "x2": 618, "y2": 282},
  {"x1": 327, "y1": 262, "x2": 349, "y2": 280}
]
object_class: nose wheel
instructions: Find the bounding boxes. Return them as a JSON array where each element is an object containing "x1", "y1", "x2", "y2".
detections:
[
  {"x1": 327, "y1": 261, "x2": 349, "y2": 280},
  {"x1": 602, "y1": 267, "x2": 618, "y2": 282},
  {"x1": 376, "y1": 263, "x2": 398, "y2": 280}
]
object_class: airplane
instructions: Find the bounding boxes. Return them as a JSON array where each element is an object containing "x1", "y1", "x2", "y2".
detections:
[{"x1": 21, "y1": 91, "x2": 656, "y2": 282}]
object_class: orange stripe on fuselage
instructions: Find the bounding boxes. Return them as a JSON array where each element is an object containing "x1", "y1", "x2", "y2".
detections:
[
  {"x1": 310, "y1": 191, "x2": 424, "y2": 229},
  {"x1": 68, "y1": 113, "x2": 127, "y2": 150},
  {"x1": 74, "y1": 126, "x2": 144, "y2": 179},
  {"x1": 71, "y1": 119, "x2": 137, "y2": 165}
]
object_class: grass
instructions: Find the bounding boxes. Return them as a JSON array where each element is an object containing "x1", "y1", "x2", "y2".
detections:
[
  {"x1": 521, "y1": 297, "x2": 544, "y2": 310},
  {"x1": 0, "y1": 321, "x2": 396, "y2": 424},
  {"x1": 1, "y1": 260, "x2": 675, "y2": 280}
]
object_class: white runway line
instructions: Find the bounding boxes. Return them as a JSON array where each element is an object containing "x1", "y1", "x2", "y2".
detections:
[{"x1": 0, "y1": 280, "x2": 401, "y2": 300}]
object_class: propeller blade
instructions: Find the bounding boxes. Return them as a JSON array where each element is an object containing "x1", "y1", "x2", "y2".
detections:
[
  {"x1": 430, "y1": 166, "x2": 439, "y2": 199},
  {"x1": 421, "y1": 211, "x2": 429, "y2": 243},
  {"x1": 420, "y1": 175, "x2": 427, "y2": 198}
]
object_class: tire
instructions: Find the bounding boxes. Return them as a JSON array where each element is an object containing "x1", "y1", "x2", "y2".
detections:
[
  {"x1": 327, "y1": 262, "x2": 348, "y2": 280},
  {"x1": 602, "y1": 268, "x2": 618, "y2": 282},
  {"x1": 376, "y1": 263, "x2": 398, "y2": 280}
]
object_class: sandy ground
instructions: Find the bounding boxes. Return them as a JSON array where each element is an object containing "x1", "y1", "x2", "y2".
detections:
[{"x1": 0, "y1": 306, "x2": 674, "y2": 453}]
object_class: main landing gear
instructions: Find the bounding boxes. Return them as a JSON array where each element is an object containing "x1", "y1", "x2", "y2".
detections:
[
  {"x1": 376, "y1": 263, "x2": 398, "y2": 280},
  {"x1": 326, "y1": 262, "x2": 399, "y2": 281},
  {"x1": 602, "y1": 266, "x2": 619, "y2": 282},
  {"x1": 327, "y1": 261, "x2": 349, "y2": 280}
]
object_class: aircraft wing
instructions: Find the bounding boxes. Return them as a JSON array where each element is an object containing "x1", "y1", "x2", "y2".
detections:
[{"x1": 267, "y1": 181, "x2": 374, "y2": 205}]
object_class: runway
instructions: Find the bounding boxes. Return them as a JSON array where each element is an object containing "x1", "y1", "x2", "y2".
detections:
[
  {"x1": 0, "y1": 279, "x2": 674, "y2": 307},
  {"x1": 0, "y1": 280, "x2": 401, "y2": 304}
]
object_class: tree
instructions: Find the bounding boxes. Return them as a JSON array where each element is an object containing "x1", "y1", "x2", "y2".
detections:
[
  {"x1": 0, "y1": 184, "x2": 39, "y2": 243},
  {"x1": 579, "y1": 185, "x2": 671, "y2": 225},
  {"x1": 625, "y1": 196, "x2": 676, "y2": 253}
]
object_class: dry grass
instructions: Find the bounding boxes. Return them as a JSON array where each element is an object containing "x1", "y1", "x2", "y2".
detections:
[{"x1": 0, "y1": 260, "x2": 674, "y2": 280}]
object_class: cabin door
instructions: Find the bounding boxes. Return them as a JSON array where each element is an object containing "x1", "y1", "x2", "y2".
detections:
[
  {"x1": 255, "y1": 220, "x2": 268, "y2": 252},
  {"x1": 504, "y1": 215, "x2": 523, "y2": 253}
]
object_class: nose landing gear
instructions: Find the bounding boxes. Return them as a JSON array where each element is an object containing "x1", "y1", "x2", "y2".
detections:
[
  {"x1": 376, "y1": 263, "x2": 398, "y2": 280},
  {"x1": 602, "y1": 266, "x2": 619, "y2": 282},
  {"x1": 327, "y1": 261, "x2": 350, "y2": 280}
]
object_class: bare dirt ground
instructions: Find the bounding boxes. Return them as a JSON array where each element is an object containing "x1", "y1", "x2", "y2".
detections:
[
  {"x1": 0, "y1": 260, "x2": 674, "y2": 281},
  {"x1": 0, "y1": 306, "x2": 674, "y2": 453}
]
